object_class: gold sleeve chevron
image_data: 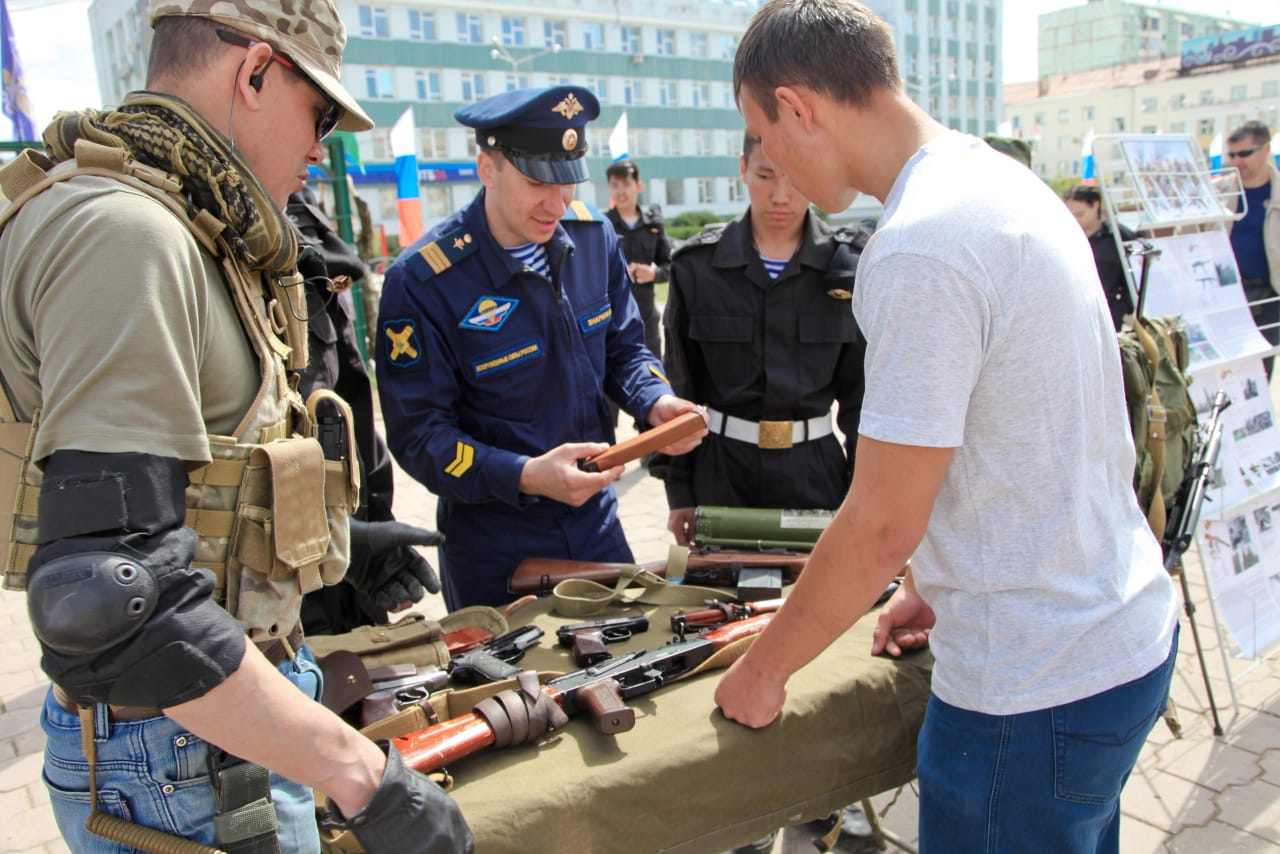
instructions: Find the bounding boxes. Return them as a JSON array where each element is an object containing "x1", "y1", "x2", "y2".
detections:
[{"x1": 444, "y1": 441, "x2": 475, "y2": 477}]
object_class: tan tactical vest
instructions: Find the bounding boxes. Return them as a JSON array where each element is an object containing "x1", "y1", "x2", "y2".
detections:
[{"x1": 0, "y1": 141, "x2": 358, "y2": 644}]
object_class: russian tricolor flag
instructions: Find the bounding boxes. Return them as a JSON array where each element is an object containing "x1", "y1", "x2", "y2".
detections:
[
  {"x1": 1209, "y1": 131, "x2": 1224, "y2": 171},
  {"x1": 1080, "y1": 127, "x2": 1096, "y2": 183},
  {"x1": 389, "y1": 108, "x2": 424, "y2": 245}
]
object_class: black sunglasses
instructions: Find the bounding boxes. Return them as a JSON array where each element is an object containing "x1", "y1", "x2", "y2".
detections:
[
  {"x1": 1226, "y1": 145, "x2": 1261, "y2": 159},
  {"x1": 215, "y1": 28, "x2": 342, "y2": 140}
]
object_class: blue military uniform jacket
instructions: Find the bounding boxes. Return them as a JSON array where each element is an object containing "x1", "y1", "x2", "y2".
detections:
[{"x1": 377, "y1": 190, "x2": 671, "y2": 607}]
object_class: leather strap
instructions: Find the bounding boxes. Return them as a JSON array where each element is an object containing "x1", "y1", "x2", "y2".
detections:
[{"x1": 256, "y1": 623, "x2": 304, "y2": 666}]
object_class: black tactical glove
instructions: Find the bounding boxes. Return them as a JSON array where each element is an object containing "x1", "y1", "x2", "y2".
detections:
[
  {"x1": 320, "y1": 740, "x2": 475, "y2": 854},
  {"x1": 346, "y1": 519, "x2": 444, "y2": 611}
]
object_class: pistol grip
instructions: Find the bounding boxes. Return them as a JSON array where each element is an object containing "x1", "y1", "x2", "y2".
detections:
[
  {"x1": 571, "y1": 630, "x2": 611, "y2": 667},
  {"x1": 577, "y1": 679, "x2": 634, "y2": 734}
]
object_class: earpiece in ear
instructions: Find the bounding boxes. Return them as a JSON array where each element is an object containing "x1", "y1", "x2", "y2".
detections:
[{"x1": 249, "y1": 67, "x2": 266, "y2": 92}]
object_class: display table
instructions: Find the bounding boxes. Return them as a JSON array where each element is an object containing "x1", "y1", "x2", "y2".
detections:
[{"x1": 433, "y1": 597, "x2": 933, "y2": 854}]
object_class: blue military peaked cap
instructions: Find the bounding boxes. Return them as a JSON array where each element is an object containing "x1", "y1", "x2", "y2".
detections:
[{"x1": 455, "y1": 86, "x2": 600, "y2": 184}]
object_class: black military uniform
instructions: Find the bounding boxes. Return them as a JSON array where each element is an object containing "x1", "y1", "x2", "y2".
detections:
[
  {"x1": 659, "y1": 211, "x2": 868, "y2": 512},
  {"x1": 1087, "y1": 220, "x2": 1138, "y2": 331},
  {"x1": 605, "y1": 204, "x2": 672, "y2": 359}
]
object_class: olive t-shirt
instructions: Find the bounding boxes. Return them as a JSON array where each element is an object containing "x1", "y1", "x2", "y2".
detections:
[{"x1": 0, "y1": 172, "x2": 259, "y2": 463}]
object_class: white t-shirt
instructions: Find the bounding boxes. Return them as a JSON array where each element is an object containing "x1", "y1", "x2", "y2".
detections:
[{"x1": 854, "y1": 132, "x2": 1177, "y2": 715}]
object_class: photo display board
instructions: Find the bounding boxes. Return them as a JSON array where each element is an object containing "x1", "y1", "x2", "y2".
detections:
[{"x1": 1096, "y1": 134, "x2": 1280, "y2": 659}]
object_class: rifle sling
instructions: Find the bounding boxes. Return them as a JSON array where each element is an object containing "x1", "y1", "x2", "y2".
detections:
[{"x1": 550, "y1": 565, "x2": 725, "y2": 617}]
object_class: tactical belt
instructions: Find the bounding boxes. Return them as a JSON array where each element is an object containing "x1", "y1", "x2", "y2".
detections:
[
  {"x1": 705, "y1": 407, "x2": 833, "y2": 450},
  {"x1": 52, "y1": 623, "x2": 303, "y2": 720}
]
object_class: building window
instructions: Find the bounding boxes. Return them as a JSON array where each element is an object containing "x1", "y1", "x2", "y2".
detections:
[
  {"x1": 408, "y1": 9, "x2": 435, "y2": 41},
  {"x1": 695, "y1": 130, "x2": 712, "y2": 156},
  {"x1": 456, "y1": 13, "x2": 481, "y2": 44},
  {"x1": 720, "y1": 34, "x2": 737, "y2": 59},
  {"x1": 697, "y1": 178, "x2": 715, "y2": 205},
  {"x1": 1112, "y1": 116, "x2": 1126, "y2": 132},
  {"x1": 1141, "y1": 125, "x2": 1158, "y2": 134},
  {"x1": 1199, "y1": 89, "x2": 1214, "y2": 105},
  {"x1": 419, "y1": 128, "x2": 449, "y2": 159},
  {"x1": 424, "y1": 185, "x2": 452, "y2": 219},
  {"x1": 667, "y1": 178, "x2": 684, "y2": 206},
  {"x1": 663, "y1": 129, "x2": 680, "y2": 156},
  {"x1": 1169, "y1": 121, "x2": 1186, "y2": 133},
  {"x1": 1081, "y1": 105, "x2": 1095, "y2": 120},
  {"x1": 1057, "y1": 109, "x2": 1069, "y2": 123},
  {"x1": 727, "y1": 179, "x2": 743, "y2": 204},
  {"x1": 585, "y1": 77, "x2": 607, "y2": 100},
  {"x1": 358, "y1": 5, "x2": 389, "y2": 38},
  {"x1": 621, "y1": 26, "x2": 641, "y2": 55},
  {"x1": 365, "y1": 68, "x2": 394, "y2": 99},
  {"x1": 1141, "y1": 97, "x2": 1157, "y2": 113},
  {"x1": 658, "y1": 80, "x2": 677, "y2": 106},
  {"x1": 692, "y1": 82, "x2": 710, "y2": 108},
  {"x1": 500, "y1": 17, "x2": 526, "y2": 47},
  {"x1": 656, "y1": 29, "x2": 674, "y2": 56},
  {"x1": 1197, "y1": 118, "x2": 1214, "y2": 135},
  {"x1": 1168, "y1": 93, "x2": 1185, "y2": 110},
  {"x1": 583, "y1": 22, "x2": 604, "y2": 51},
  {"x1": 461, "y1": 72, "x2": 487, "y2": 102},
  {"x1": 624, "y1": 78, "x2": 645, "y2": 106},
  {"x1": 1230, "y1": 84, "x2": 1247, "y2": 102},
  {"x1": 504, "y1": 73, "x2": 530, "y2": 92},
  {"x1": 1264, "y1": 80, "x2": 1279, "y2": 98},
  {"x1": 544, "y1": 20, "x2": 566, "y2": 49},
  {"x1": 689, "y1": 32, "x2": 708, "y2": 58},
  {"x1": 415, "y1": 70, "x2": 441, "y2": 102},
  {"x1": 368, "y1": 130, "x2": 392, "y2": 161}
]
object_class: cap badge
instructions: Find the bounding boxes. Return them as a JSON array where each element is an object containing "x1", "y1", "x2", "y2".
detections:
[
  {"x1": 562, "y1": 129, "x2": 579, "y2": 151},
  {"x1": 552, "y1": 93, "x2": 584, "y2": 120}
]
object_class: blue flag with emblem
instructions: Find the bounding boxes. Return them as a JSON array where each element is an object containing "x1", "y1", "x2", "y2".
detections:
[{"x1": 1, "y1": 0, "x2": 36, "y2": 142}]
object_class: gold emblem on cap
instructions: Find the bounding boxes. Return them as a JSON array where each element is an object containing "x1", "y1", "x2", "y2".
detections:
[
  {"x1": 562, "y1": 129, "x2": 578, "y2": 151},
  {"x1": 552, "y1": 93, "x2": 584, "y2": 120}
]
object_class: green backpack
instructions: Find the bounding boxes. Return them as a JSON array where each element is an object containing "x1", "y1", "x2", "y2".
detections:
[{"x1": 1118, "y1": 316, "x2": 1197, "y2": 541}]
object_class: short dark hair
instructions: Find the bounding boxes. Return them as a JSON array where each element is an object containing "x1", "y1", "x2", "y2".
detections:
[
  {"x1": 146, "y1": 16, "x2": 226, "y2": 86},
  {"x1": 741, "y1": 133, "x2": 761, "y2": 164},
  {"x1": 606, "y1": 159, "x2": 640, "y2": 181},
  {"x1": 1227, "y1": 120, "x2": 1271, "y2": 148},
  {"x1": 1063, "y1": 184, "x2": 1101, "y2": 206},
  {"x1": 734, "y1": 0, "x2": 900, "y2": 122}
]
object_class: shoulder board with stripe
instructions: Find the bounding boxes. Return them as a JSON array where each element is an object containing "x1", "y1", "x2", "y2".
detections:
[
  {"x1": 561, "y1": 200, "x2": 603, "y2": 223},
  {"x1": 673, "y1": 223, "x2": 725, "y2": 257},
  {"x1": 412, "y1": 226, "x2": 479, "y2": 279}
]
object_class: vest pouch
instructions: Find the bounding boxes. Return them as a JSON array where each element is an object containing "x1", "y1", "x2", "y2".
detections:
[
  {"x1": 0, "y1": 409, "x2": 41, "y2": 590},
  {"x1": 228, "y1": 437, "x2": 330, "y2": 631}
]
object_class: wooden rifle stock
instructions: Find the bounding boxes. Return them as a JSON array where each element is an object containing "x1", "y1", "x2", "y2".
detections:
[
  {"x1": 508, "y1": 550, "x2": 807, "y2": 595},
  {"x1": 393, "y1": 615, "x2": 774, "y2": 773},
  {"x1": 673, "y1": 597, "x2": 787, "y2": 632},
  {"x1": 577, "y1": 411, "x2": 707, "y2": 472}
]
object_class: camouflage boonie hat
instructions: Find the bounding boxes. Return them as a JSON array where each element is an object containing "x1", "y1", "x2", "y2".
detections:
[
  {"x1": 151, "y1": 0, "x2": 374, "y2": 132},
  {"x1": 983, "y1": 134, "x2": 1032, "y2": 169}
]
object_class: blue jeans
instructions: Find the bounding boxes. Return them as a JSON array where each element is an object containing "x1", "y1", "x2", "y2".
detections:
[
  {"x1": 916, "y1": 627, "x2": 1177, "y2": 854},
  {"x1": 41, "y1": 646, "x2": 324, "y2": 853}
]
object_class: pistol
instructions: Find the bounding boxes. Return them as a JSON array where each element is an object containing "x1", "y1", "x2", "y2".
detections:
[
  {"x1": 557, "y1": 615, "x2": 650, "y2": 667},
  {"x1": 446, "y1": 624, "x2": 545, "y2": 685}
]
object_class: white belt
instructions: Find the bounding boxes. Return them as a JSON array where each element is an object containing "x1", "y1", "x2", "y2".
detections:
[{"x1": 705, "y1": 407, "x2": 833, "y2": 450}]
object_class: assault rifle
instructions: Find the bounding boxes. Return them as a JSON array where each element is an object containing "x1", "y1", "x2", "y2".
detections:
[
  {"x1": 508, "y1": 548, "x2": 807, "y2": 596},
  {"x1": 1161, "y1": 389, "x2": 1230, "y2": 735},
  {"x1": 446, "y1": 624, "x2": 545, "y2": 685},
  {"x1": 671, "y1": 598, "x2": 785, "y2": 635},
  {"x1": 393, "y1": 614, "x2": 774, "y2": 773}
]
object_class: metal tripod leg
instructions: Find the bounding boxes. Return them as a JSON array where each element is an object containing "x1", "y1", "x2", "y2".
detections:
[{"x1": 1173, "y1": 558, "x2": 1223, "y2": 736}]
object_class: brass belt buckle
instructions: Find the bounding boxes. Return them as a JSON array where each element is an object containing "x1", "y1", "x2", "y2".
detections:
[{"x1": 758, "y1": 420, "x2": 794, "y2": 450}]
